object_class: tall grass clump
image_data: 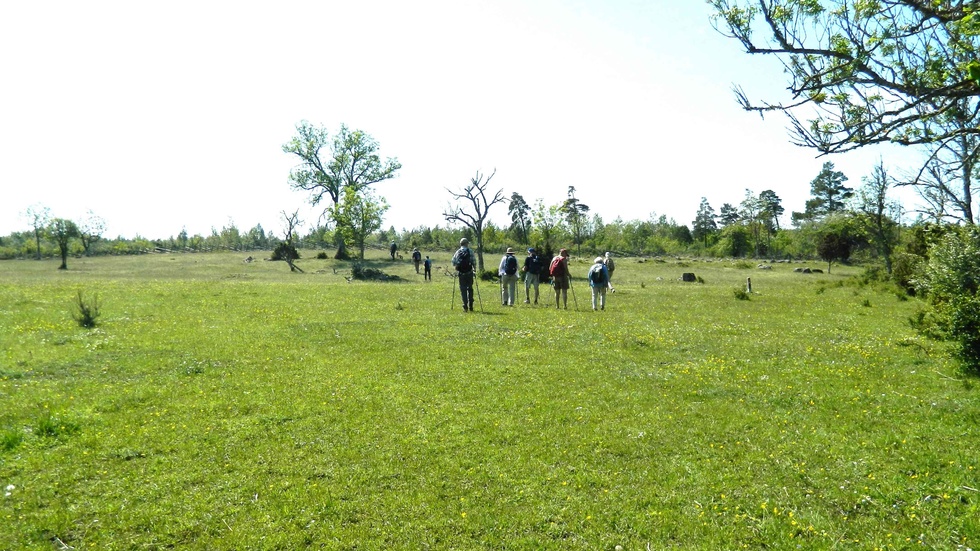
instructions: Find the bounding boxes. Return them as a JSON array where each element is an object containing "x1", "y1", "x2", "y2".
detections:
[{"x1": 1, "y1": 428, "x2": 23, "y2": 452}]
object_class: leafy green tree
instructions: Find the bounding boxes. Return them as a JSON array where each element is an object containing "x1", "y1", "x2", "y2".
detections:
[
  {"x1": 739, "y1": 189, "x2": 766, "y2": 256},
  {"x1": 711, "y1": 1, "x2": 980, "y2": 229},
  {"x1": 334, "y1": 187, "x2": 388, "y2": 259},
  {"x1": 46, "y1": 218, "x2": 79, "y2": 270},
  {"x1": 508, "y1": 192, "x2": 531, "y2": 246},
  {"x1": 758, "y1": 190, "x2": 784, "y2": 253},
  {"x1": 560, "y1": 186, "x2": 590, "y2": 254},
  {"x1": 856, "y1": 161, "x2": 901, "y2": 274},
  {"x1": 531, "y1": 199, "x2": 565, "y2": 258},
  {"x1": 443, "y1": 169, "x2": 504, "y2": 272},
  {"x1": 815, "y1": 214, "x2": 860, "y2": 274},
  {"x1": 78, "y1": 210, "x2": 106, "y2": 256},
  {"x1": 692, "y1": 197, "x2": 718, "y2": 247},
  {"x1": 715, "y1": 224, "x2": 751, "y2": 257},
  {"x1": 283, "y1": 121, "x2": 401, "y2": 259},
  {"x1": 709, "y1": 1, "x2": 980, "y2": 154},
  {"x1": 23, "y1": 204, "x2": 50, "y2": 260}
]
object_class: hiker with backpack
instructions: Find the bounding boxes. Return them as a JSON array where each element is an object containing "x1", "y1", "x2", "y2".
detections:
[
  {"x1": 389, "y1": 242, "x2": 398, "y2": 260},
  {"x1": 522, "y1": 247, "x2": 544, "y2": 304},
  {"x1": 604, "y1": 251, "x2": 616, "y2": 292},
  {"x1": 549, "y1": 248, "x2": 571, "y2": 310},
  {"x1": 452, "y1": 238, "x2": 477, "y2": 312},
  {"x1": 423, "y1": 255, "x2": 432, "y2": 281},
  {"x1": 412, "y1": 247, "x2": 422, "y2": 273},
  {"x1": 498, "y1": 247, "x2": 520, "y2": 306},
  {"x1": 588, "y1": 256, "x2": 611, "y2": 311}
]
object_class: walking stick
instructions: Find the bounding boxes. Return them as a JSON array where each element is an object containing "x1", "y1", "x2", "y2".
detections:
[
  {"x1": 474, "y1": 272, "x2": 484, "y2": 313},
  {"x1": 569, "y1": 276, "x2": 578, "y2": 310},
  {"x1": 451, "y1": 273, "x2": 457, "y2": 310}
]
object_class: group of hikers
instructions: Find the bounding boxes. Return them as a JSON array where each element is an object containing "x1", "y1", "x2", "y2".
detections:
[{"x1": 449, "y1": 238, "x2": 616, "y2": 312}]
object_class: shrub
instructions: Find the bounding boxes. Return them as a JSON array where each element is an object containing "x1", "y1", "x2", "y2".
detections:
[
  {"x1": 71, "y1": 291, "x2": 101, "y2": 328},
  {"x1": 914, "y1": 226, "x2": 980, "y2": 373},
  {"x1": 350, "y1": 261, "x2": 400, "y2": 282},
  {"x1": 271, "y1": 243, "x2": 300, "y2": 262},
  {"x1": 891, "y1": 252, "x2": 922, "y2": 294},
  {"x1": 733, "y1": 288, "x2": 750, "y2": 300}
]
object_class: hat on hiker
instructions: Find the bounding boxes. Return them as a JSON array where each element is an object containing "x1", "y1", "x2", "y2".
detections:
[
  {"x1": 559, "y1": 248, "x2": 569, "y2": 257},
  {"x1": 460, "y1": 238, "x2": 469, "y2": 246},
  {"x1": 527, "y1": 247, "x2": 535, "y2": 253},
  {"x1": 505, "y1": 247, "x2": 515, "y2": 254},
  {"x1": 594, "y1": 257, "x2": 604, "y2": 264}
]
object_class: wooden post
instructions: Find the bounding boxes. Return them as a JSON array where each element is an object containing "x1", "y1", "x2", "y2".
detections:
[{"x1": 746, "y1": 277, "x2": 752, "y2": 293}]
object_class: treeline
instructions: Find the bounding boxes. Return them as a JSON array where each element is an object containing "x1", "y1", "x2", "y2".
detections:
[{"x1": 0, "y1": 211, "x2": 921, "y2": 272}]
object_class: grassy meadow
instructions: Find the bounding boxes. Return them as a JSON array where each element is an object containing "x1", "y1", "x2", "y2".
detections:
[{"x1": 1, "y1": 250, "x2": 978, "y2": 550}]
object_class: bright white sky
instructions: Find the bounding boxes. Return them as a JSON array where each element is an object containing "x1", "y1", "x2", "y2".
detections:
[{"x1": 1, "y1": 0, "x2": 921, "y2": 240}]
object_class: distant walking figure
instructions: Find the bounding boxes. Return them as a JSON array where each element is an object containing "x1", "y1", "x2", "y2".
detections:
[
  {"x1": 587, "y1": 256, "x2": 611, "y2": 311},
  {"x1": 604, "y1": 251, "x2": 616, "y2": 291},
  {"x1": 423, "y1": 255, "x2": 432, "y2": 281},
  {"x1": 389, "y1": 242, "x2": 398, "y2": 260},
  {"x1": 412, "y1": 247, "x2": 422, "y2": 273},
  {"x1": 452, "y1": 238, "x2": 476, "y2": 312}
]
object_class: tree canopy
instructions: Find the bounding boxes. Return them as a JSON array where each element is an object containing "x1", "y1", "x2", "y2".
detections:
[
  {"x1": 710, "y1": 1, "x2": 980, "y2": 154},
  {"x1": 283, "y1": 121, "x2": 401, "y2": 258}
]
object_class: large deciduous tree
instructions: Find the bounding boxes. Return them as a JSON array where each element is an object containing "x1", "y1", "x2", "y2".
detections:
[
  {"x1": 283, "y1": 121, "x2": 401, "y2": 259},
  {"x1": 443, "y1": 169, "x2": 504, "y2": 272}
]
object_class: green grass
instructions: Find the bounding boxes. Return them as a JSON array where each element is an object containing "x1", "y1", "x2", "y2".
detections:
[{"x1": 1, "y1": 252, "x2": 978, "y2": 550}]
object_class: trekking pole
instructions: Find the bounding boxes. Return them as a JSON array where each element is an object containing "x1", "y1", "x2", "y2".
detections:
[
  {"x1": 569, "y1": 276, "x2": 578, "y2": 310},
  {"x1": 474, "y1": 271, "x2": 484, "y2": 313},
  {"x1": 451, "y1": 273, "x2": 457, "y2": 310}
]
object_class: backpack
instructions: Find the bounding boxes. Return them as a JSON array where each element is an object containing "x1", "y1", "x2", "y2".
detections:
[
  {"x1": 455, "y1": 248, "x2": 472, "y2": 273},
  {"x1": 412, "y1": 250, "x2": 421, "y2": 261},
  {"x1": 527, "y1": 255, "x2": 542, "y2": 275},
  {"x1": 549, "y1": 256, "x2": 566, "y2": 278},
  {"x1": 589, "y1": 264, "x2": 606, "y2": 285},
  {"x1": 504, "y1": 255, "x2": 518, "y2": 276}
]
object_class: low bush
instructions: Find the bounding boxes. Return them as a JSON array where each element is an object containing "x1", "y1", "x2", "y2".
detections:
[{"x1": 71, "y1": 291, "x2": 101, "y2": 328}]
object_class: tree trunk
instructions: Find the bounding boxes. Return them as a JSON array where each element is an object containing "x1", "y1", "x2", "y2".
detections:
[{"x1": 334, "y1": 238, "x2": 351, "y2": 260}]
